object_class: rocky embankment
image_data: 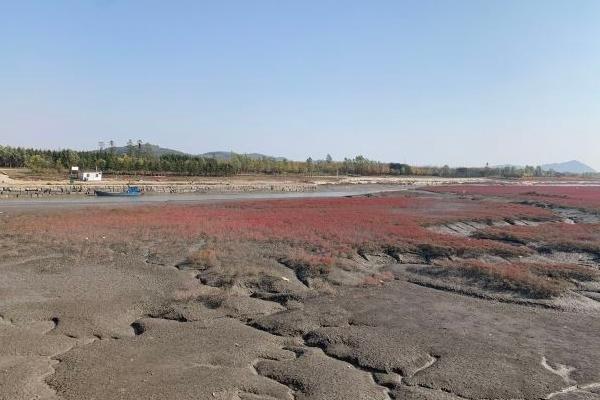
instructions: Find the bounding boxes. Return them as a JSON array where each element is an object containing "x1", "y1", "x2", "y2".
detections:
[
  {"x1": 0, "y1": 182, "x2": 319, "y2": 198},
  {"x1": 0, "y1": 176, "x2": 489, "y2": 199}
]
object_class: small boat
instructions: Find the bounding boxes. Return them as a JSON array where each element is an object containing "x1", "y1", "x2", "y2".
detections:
[{"x1": 95, "y1": 186, "x2": 142, "y2": 197}]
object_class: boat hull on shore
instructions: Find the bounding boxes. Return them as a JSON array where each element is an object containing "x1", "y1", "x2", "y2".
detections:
[
  {"x1": 95, "y1": 187, "x2": 142, "y2": 197},
  {"x1": 95, "y1": 191, "x2": 141, "y2": 197}
]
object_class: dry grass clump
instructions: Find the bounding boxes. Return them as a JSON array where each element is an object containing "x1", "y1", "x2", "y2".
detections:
[
  {"x1": 386, "y1": 240, "x2": 531, "y2": 263},
  {"x1": 187, "y1": 249, "x2": 219, "y2": 268},
  {"x1": 476, "y1": 222, "x2": 600, "y2": 256},
  {"x1": 278, "y1": 251, "x2": 335, "y2": 285},
  {"x1": 424, "y1": 259, "x2": 598, "y2": 298},
  {"x1": 472, "y1": 230, "x2": 529, "y2": 245}
]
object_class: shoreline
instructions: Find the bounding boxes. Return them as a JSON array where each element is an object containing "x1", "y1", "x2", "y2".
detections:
[
  {"x1": 0, "y1": 175, "x2": 490, "y2": 199},
  {"x1": 3, "y1": 174, "x2": 598, "y2": 201}
]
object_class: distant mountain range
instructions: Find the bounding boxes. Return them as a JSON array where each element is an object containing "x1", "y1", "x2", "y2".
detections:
[
  {"x1": 540, "y1": 160, "x2": 596, "y2": 174},
  {"x1": 199, "y1": 151, "x2": 286, "y2": 161},
  {"x1": 106, "y1": 144, "x2": 285, "y2": 161},
  {"x1": 107, "y1": 144, "x2": 185, "y2": 156},
  {"x1": 494, "y1": 160, "x2": 596, "y2": 174}
]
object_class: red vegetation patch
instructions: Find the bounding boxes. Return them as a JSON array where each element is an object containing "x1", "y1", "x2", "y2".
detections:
[
  {"x1": 429, "y1": 185, "x2": 600, "y2": 211},
  {"x1": 6, "y1": 194, "x2": 551, "y2": 260},
  {"x1": 5, "y1": 192, "x2": 598, "y2": 299}
]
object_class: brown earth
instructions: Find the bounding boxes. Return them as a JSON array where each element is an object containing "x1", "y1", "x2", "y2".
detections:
[{"x1": 1, "y1": 194, "x2": 600, "y2": 400}]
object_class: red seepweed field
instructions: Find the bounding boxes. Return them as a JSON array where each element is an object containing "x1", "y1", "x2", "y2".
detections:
[
  {"x1": 7, "y1": 193, "x2": 553, "y2": 257},
  {"x1": 4, "y1": 189, "x2": 598, "y2": 299},
  {"x1": 428, "y1": 184, "x2": 600, "y2": 211}
]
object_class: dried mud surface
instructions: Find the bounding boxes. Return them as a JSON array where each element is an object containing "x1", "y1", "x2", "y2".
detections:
[{"x1": 1, "y1": 194, "x2": 600, "y2": 400}]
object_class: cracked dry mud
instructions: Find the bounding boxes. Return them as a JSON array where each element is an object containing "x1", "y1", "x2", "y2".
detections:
[{"x1": 1, "y1": 201, "x2": 600, "y2": 400}]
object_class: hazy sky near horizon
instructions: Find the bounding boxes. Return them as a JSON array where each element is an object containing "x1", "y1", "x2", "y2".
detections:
[{"x1": 1, "y1": 1, "x2": 599, "y2": 168}]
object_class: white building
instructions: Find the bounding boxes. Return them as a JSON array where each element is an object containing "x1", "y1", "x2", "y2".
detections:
[{"x1": 79, "y1": 171, "x2": 103, "y2": 181}]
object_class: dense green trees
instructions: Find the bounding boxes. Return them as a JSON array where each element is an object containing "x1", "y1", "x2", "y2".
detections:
[
  {"x1": 405, "y1": 164, "x2": 552, "y2": 178},
  {"x1": 0, "y1": 145, "x2": 389, "y2": 176},
  {"x1": 0, "y1": 145, "x2": 587, "y2": 178}
]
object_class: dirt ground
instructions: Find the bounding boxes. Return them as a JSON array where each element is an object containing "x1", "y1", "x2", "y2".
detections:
[{"x1": 1, "y1": 188, "x2": 599, "y2": 400}]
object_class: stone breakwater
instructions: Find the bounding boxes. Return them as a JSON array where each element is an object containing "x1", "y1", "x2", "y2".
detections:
[
  {"x1": 0, "y1": 182, "x2": 319, "y2": 198},
  {"x1": 0, "y1": 176, "x2": 495, "y2": 199}
]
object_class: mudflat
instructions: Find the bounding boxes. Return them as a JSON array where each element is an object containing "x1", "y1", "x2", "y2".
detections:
[{"x1": 1, "y1": 186, "x2": 599, "y2": 400}]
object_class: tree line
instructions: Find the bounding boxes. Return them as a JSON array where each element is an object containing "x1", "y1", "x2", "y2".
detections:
[
  {"x1": 0, "y1": 144, "x2": 591, "y2": 178},
  {"x1": 400, "y1": 164, "x2": 552, "y2": 178},
  {"x1": 0, "y1": 145, "x2": 388, "y2": 176}
]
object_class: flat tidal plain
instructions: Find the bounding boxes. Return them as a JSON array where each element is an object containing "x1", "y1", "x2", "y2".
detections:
[{"x1": 1, "y1": 186, "x2": 600, "y2": 400}]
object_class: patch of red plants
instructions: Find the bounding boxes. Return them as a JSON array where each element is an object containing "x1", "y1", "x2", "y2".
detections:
[
  {"x1": 429, "y1": 185, "x2": 600, "y2": 211},
  {"x1": 6, "y1": 192, "x2": 597, "y2": 298},
  {"x1": 6, "y1": 194, "x2": 552, "y2": 260}
]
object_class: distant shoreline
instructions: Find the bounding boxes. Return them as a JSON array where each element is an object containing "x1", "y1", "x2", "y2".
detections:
[
  {"x1": 2, "y1": 172, "x2": 600, "y2": 200},
  {"x1": 0, "y1": 175, "x2": 493, "y2": 200}
]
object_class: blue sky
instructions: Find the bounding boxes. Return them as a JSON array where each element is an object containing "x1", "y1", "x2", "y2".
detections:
[{"x1": 1, "y1": 1, "x2": 599, "y2": 168}]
